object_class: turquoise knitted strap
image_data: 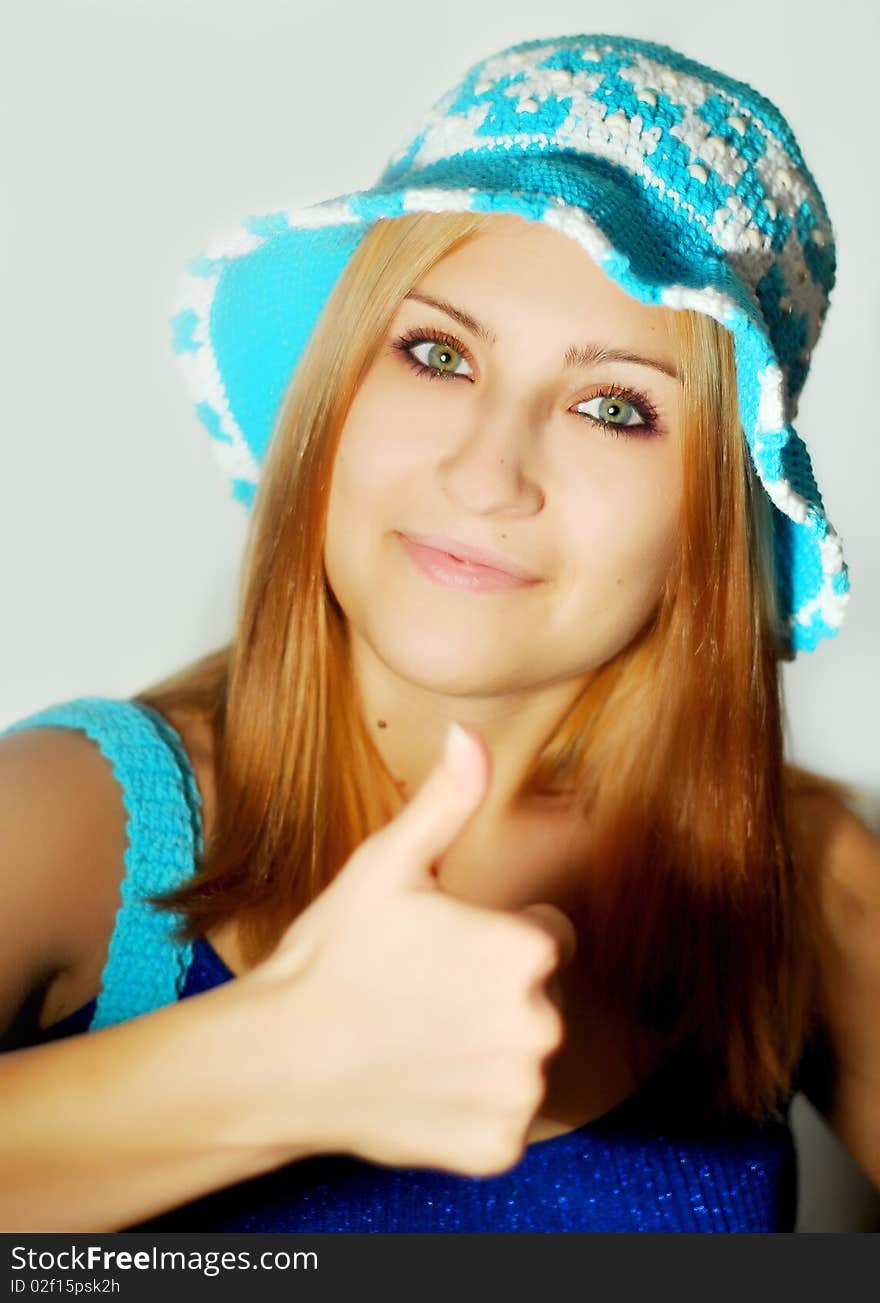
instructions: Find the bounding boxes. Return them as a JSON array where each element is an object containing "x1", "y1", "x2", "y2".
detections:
[{"x1": 2, "y1": 696, "x2": 203, "y2": 1030}]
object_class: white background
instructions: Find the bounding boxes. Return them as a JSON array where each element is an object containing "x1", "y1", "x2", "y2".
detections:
[{"x1": 2, "y1": 0, "x2": 878, "y2": 1230}]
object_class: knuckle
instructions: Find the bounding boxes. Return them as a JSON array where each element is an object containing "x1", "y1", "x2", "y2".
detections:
[
  {"x1": 522, "y1": 1062, "x2": 549, "y2": 1114},
  {"x1": 520, "y1": 925, "x2": 561, "y2": 979},
  {"x1": 522, "y1": 1002, "x2": 564, "y2": 1057},
  {"x1": 536, "y1": 931, "x2": 563, "y2": 974},
  {"x1": 501, "y1": 1058, "x2": 547, "y2": 1118},
  {"x1": 464, "y1": 1131, "x2": 521, "y2": 1178},
  {"x1": 542, "y1": 1004, "x2": 566, "y2": 1052},
  {"x1": 510, "y1": 918, "x2": 558, "y2": 976}
]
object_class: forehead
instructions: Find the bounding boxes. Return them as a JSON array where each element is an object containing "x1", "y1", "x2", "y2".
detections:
[{"x1": 405, "y1": 213, "x2": 676, "y2": 347}]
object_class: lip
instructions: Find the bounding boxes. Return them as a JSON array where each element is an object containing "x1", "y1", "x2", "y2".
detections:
[
  {"x1": 399, "y1": 531, "x2": 542, "y2": 581},
  {"x1": 397, "y1": 532, "x2": 543, "y2": 593}
]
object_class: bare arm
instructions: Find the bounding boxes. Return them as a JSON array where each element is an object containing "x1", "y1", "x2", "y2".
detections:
[
  {"x1": 0, "y1": 718, "x2": 573, "y2": 1228},
  {"x1": 0, "y1": 727, "x2": 323, "y2": 1231},
  {"x1": 1, "y1": 970, "x2": 324, "y2": 1232}
]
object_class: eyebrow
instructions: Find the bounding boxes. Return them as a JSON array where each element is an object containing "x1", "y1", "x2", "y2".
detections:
[{"x1": 403, "y1": 290, "x2": 682, "y2": 383}]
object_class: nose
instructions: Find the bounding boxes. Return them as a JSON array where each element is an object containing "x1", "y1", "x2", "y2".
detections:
[{"x1": 438, "y1": 395, "x2": 545, "y2": 517}]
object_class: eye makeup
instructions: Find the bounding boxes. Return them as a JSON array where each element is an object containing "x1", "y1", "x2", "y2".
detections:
[{"x1": 389, "y1": 325, "x2": 663, "y2": 439}]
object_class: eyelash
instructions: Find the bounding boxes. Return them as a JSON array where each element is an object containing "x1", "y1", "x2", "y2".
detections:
[{"x1": 390, "y1": 326, "x2": 661, "y2": 438}]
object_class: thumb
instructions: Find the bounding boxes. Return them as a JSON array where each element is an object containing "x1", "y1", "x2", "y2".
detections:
[{"x1": 369, "y1": 722, "x2": 490, "y2": 891}]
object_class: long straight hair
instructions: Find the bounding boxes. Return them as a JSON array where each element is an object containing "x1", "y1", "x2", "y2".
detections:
[{"x1": 135, "y1": 210, "x2": 823, "y2": 1122}]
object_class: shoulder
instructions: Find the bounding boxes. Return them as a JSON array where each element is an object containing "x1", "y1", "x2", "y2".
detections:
[
  {"x1": 0, "y1": 701, "x2": 215, "y2": 1035},
  {"x1": 786, "y1": 764, "x2": 880, "y2": 924},
  {"x1": 0, "y1": 722, "x2": 131, "y2": 940},
  {"x1": 785, "y1": 764, "x2": 880, "y2": 1189},
  {"x1": 0, "y1": 724, "x2": 130, "y2": 1033}
]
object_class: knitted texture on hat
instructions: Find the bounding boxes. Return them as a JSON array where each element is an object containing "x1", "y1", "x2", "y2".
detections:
[
  {"x1": 169, "y1": 32, "x2": 849, "y2": 654},
  {"x1": 0, "y1": 698, "x2": 201, "y2": 1030}
]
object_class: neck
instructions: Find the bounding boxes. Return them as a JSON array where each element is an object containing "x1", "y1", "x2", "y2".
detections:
[{"x1": 349, "y1": 633, "x2": 593, "y2": 829}]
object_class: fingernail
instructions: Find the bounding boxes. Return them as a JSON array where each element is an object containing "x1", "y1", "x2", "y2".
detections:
[{"x1": 444, "y1": 722, "x2": 473, "y2": 775}]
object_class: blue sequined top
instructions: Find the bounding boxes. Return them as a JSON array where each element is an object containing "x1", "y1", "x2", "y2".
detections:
[{"x1": 0, "y1": 697, "x2": 799, "y2": 1232}]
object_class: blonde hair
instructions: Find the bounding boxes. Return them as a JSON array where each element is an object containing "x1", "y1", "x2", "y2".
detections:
[{"x1": 135, "y1": 210, "x2": 822, "y2": 1122}]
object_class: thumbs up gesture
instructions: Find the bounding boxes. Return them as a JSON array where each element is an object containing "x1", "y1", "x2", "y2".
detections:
[{"x1": 249, "y1": 722, "x2": 577, "y2": 1176}]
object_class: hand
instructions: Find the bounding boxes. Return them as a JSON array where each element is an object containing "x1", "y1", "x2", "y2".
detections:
[{"x1": 251, "y1": 722, "x2": 577, "y2": 1177}]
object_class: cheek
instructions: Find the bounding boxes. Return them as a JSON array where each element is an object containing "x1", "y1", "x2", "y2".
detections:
[
  {"x1": 331, "y1": 374, "x2": 429, "y2": 504},
  {"x1": 562, "y1": 451, "x2": 681, "y2": 606},
  {"x1": 324, "y1": 381, "x2": 421, "y2": 595}
]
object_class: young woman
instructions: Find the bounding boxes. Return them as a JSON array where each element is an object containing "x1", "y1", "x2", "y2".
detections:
[{"x1": 1, "y1": 32, "x2": 877, "y2": 1233}]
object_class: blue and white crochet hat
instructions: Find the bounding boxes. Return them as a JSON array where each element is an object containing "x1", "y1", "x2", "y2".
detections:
[{"x1": 169, "y1": 32, "x2": 849, "y2": 656}]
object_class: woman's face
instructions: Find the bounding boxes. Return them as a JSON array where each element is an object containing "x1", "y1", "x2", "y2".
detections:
[{"x1": 324, "y1": 214, "x2": 685, "y2": 698}]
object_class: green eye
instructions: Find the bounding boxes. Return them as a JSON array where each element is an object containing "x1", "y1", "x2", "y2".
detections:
[
  {"x1": 430, "y1": 343, "x2": 459, "y2": 371},
  {"x1": 396, "y1": 331, "x2": 474, "y2": 380},
  {"x1": 598, "y1": 396, "x2": 634, "y2": 424},
  {"x1": 601, "y1": 397, "x2": 631, "y2": 423},
  {"x1": 575, "y1": 393, "x2": 650, "y2": 431},
  {"x1": 413, "y1": 340, "x2": 469, "y2": 375}
]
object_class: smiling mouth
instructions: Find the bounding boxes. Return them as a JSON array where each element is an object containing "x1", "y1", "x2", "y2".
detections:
[
  {"x1": 399, "y1": 531, "x2": 541, "y2": 581},
  {"x1": 397, "y1": 533, "x2": 543, "y2": 593}
]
